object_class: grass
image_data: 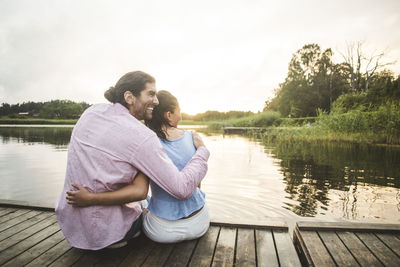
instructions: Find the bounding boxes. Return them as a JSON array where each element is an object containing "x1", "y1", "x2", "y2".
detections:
[
  {"x1": 179, "y1": 120, "x2": 209, "y2": 125},
  {"x1": 317, "y1": 103, "x2": 400, "y2": 144},
  {"x1": 200, "y1": 104, "x2": 400, "y2": 145},
  {"x1": 201, "y1": 111, "x2": 281, "y2": 131},
  {"x1": 260, "y1": 126, "x2": 390, "y2": 145},
  {"x1": 228, "y1": 111, "x2": 281, "y2": 127}
]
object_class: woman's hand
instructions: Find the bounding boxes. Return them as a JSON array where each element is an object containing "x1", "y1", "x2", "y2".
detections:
[
  {"x1": 191, "y1": 131, "x2": 205, "y2": 149},
  {"x1": 66, "y1": 173, "x2": 149, "y2": 207},
  {"x1": 66, "y1": 184, "x2": 94, "y2": 207}
]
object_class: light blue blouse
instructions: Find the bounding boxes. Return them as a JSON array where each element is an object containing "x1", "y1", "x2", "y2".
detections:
[{"x1": 147, "y1": 130, "x2": 206, "y2": 220}]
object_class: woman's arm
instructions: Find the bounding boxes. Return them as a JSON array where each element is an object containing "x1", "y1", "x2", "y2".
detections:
[{"x1": 66, "y1": 172, "x2": 149, "y2": 207}]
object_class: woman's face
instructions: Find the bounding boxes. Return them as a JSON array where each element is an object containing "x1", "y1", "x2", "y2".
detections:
[{"x1": 167, "y1": 106, "x2": 182, "y2": 128}]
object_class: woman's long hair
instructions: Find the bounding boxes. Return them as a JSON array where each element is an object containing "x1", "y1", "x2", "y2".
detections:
[{"x1": 145, "y1": 90, "x2": 179, "y2": 140}]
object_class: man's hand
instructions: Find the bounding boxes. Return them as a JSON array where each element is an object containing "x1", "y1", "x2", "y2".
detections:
[
  {"x1": 192, "y1": 131, "x2": 205, "y2": 149},
  {"x1": 66, "y1": 184, "x2": 94, "y2": 207}
]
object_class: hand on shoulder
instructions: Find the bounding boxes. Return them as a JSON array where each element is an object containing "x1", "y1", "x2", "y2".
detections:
[{"x1": 191, "y1": 131, "x2": 205, "y2": 149}]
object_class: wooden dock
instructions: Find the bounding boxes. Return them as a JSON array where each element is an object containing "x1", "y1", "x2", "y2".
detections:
[
  {"x1": 0, "y1": 204, "x2": 301, "y2": 267},
  {"x1": 294, "y1": 221, "x2": 400, "y2": 266},
  {"x1": 1, "y1": 202, "x2": 400, "y2": 266}
]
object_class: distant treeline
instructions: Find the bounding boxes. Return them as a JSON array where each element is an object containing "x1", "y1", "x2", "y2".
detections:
[
  {"x1": 182, "y1": 110, "x2": 255, "y2": 121},
  {"x1": 0, "y1": 100, "x2": 91, "y2": 119},
  {"x1": 264, "y1": 43, "x2": 400, "y2": 117},
  {"x1": 1, "y1": 100, "x2": 253, "y2": 122}
]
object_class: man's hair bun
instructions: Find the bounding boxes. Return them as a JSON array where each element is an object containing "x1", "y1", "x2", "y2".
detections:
[{"x1": 104, "y1": 86, "x2": 117, "y2": 103}]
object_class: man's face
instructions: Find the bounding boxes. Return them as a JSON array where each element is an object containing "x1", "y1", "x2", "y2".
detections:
[{"x1": 129, "y1": 82, "x2": 159, "y2": 120}]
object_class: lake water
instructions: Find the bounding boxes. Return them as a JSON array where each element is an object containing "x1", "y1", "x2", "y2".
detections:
[{"x1": 1, "y1": 126, "x2": 399, "y2": 226}]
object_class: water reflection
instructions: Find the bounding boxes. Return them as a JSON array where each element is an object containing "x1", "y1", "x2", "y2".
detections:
[
  {"x1": 0, "y1": 126, "x2": 72, "y2": 149},
  {"x1": 0, "y1": 126, "x2": 399, "y2": 223},
  {"x1": 262, "y1": 140, "x2": 400, "y2": 219}
]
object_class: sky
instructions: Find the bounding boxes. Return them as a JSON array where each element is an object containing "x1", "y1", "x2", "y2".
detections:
[{"x1": 1, "y1": 0, "x2": 400, "y2": 114}]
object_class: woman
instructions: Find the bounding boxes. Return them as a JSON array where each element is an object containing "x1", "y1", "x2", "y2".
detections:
[{"x1": 67, "y1": 90, "x2": 210, "y2": 243}]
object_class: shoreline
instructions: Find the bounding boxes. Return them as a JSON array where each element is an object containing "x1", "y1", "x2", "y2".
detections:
[
  {"x1": 219, "y1": 126, "x2": 400, "y2": 147},
  {"x1": 1, "y1": 120, "x2": 399, "y2": 146},
  {"x1": 0, "y1": 118, "x2": 208, "y2": 126}
]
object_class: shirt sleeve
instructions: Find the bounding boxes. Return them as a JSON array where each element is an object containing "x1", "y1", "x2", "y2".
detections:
[{"x1": 131, "y1": 135, "x2": 210, "y2": 200}]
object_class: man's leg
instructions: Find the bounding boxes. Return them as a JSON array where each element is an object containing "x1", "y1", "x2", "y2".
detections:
[
  {"x1": 107, "y1": 214, "x2": 143, "y2": 249},
  {"x1": 122, "y1": 213, "x2": 143, "y2": 241}
]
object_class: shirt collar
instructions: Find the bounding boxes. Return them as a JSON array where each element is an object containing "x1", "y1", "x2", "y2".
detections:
[{"x1": 114, "y1": 102, "x2": 129, "y2": 114}]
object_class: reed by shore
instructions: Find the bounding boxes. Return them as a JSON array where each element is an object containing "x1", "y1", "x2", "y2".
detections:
[{"x1": 206, "y1": 103, "x2": 400, "y2": 145}]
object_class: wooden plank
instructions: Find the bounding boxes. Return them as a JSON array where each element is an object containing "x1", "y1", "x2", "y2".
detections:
[
  {"x1": 25, "y1": 239, "x2": 72, "y2": 267},
  {"x1": 297, "y1": 230, "x2": 335, "y2": 266},
  {"x1": 211, "y1": 217, "x2": 287, "y2": 230},
  {"x1": 297, "y1": 221, "x2": 400, "y2": 232},
  {"x1": 164, "y1": 239, "x2": 198, "y2": 267},
  {"x1": 96, "y1": 248, "x2": 133, "y2": 267},
  {"x1": 356, "y1": 232, "x2": 400, "y2": 266},
  {"x1": 141, "y1": 242, "x2": 175, "y2": 267},
  {"x1": 0, "y1": 199, "x2": 54, "y2": 211},
  {"x1": 119, "y1": 236, "x2": 156, "y2": 267},
  {"x1": 189, "y1": 226, "x2": 220, "y2": 267},
  {"x1": 273, "y1": 229, "x2": 301, "y2": 267},
  {"x1": 235, "y1": 228, "x2": 256, "y2": 267},
  {"x1": 0, "y1": 212, "x2": 53, "y2": 242},
  {"x1": 0, "y1": 209, "x2": 31, "y2": 224},
  {"x1": 293, "y1": 228, "x2": 308, "y2": 267},
  {"x1": 0, "y1": 222, "x2": 60, "y2": 265},
  {"x1": 256, "y1": 229, "x2": 279, "y2": 267},
  {"x1": 70, "y1": 251, "x2": 100, "y2": 267},
  {"x1": 212, "y1": 227, "x2": 236, "y2": 267},
  {"x1": 48, "y1": 248, "x2": 84, "y2": 267},
  {"x1": 81, "y1": 241, "x2": 139, "y2": 267},
  {"x1": 0, "y1": 214, "x2": 57, "y2": 252},
  {"x1": 336, "y1": 231, "x2": 382, "y2": 267},
  {"x1": 376, "y1": 233, "x2": 400, "y2": 257},
  {"x1": 0, "y1": 208, "x2": 17, "y2": 217},
  {"x1": 2, "y1": 230, "x2": 64, "y2": 266},
  {"x1": 318, "y1": 231, "x2": 359, "y2": 267},
  {"x1": 0, "y1": 210, "x2": 43, "y2": 232}
]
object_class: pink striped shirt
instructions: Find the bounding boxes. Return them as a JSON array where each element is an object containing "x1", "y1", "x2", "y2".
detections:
[{"x1": 55, "y1": 103, "x2": 209, "y2": 250}]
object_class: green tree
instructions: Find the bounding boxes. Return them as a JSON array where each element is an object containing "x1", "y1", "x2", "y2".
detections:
[
  {"x1": 265, "y1": 43, "x2": 362, "y2": 117},
  {"x1": 271, "y1": 44, "x2": 341, "y2": 117}
]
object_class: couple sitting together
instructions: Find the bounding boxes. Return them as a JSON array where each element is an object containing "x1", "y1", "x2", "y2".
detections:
[{"x1": 55, "y1": 71, "x2": 210, "y2": 250}]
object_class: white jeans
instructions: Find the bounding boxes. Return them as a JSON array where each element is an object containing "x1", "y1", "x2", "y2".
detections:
[{"x1": 143, "y1": 203, "x2": 210, "y2": 243}]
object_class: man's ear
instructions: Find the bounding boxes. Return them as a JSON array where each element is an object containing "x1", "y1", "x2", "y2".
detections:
[{"x1": 124, "y1": 91, "x2": 135, "y2": 105}]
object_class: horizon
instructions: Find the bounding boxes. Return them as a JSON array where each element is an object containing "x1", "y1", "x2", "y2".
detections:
[{"x1": 0, "y1": 99, "x2": 258, "y2": 116}]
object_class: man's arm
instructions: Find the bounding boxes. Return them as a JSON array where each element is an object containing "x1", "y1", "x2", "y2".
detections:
[
  {"x1": 66, "y1": 172, "x2": 149, "y2": 207},
  {"x1": 132, "y1": 132, "x2": 210, "y2": 200}
]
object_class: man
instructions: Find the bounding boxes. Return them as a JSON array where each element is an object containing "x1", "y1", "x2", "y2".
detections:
[{"x1": 55, "y1": 71, "x2": 209, "y2": 250}]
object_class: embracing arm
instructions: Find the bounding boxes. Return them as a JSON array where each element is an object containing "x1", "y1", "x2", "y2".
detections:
[{"x1": 66, "y1": 172, "x2": 149, "y2": 207}]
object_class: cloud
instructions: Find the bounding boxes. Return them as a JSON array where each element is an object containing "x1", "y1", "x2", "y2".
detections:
[{"x1": 0, "y1": 0, "x2": 399, "y2": 113}]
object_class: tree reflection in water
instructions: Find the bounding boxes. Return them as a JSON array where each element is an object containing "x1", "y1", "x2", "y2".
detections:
[
  {"x1": 263, "y1": 140, "x2": 400, "y2": 217},
  {"x1": 1, "y1": 127, "x2": 399, "y2": 221},
  {"x1": 0, "y1": 127, "x2": 72, "y2": 149}
]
